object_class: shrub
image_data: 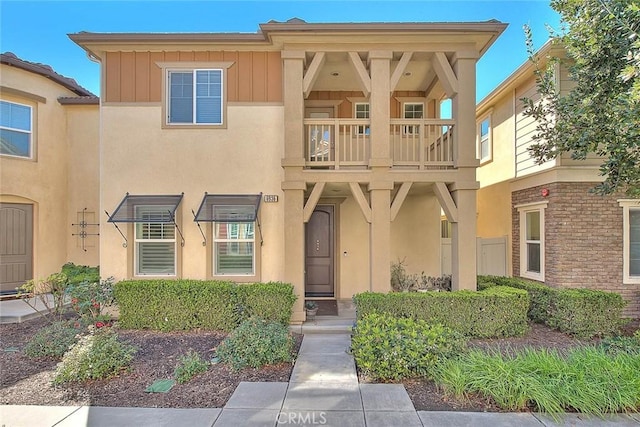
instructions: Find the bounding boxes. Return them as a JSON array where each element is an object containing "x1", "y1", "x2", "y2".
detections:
[
  {"x1": 114, "y1": 280, "x2": 297, "y2": 331},
  {"x1": 234, "y1": 282, "x2": 297, "y2": 326},
  {"x1": 17, "y1": 273, "x2": 69, "y2": 320},
  {"x1": 478, "y1": 276, "x2": 626, "y2": 338},
  {"x1": 353, "y1": 286, "x2": 529, "y2": 338},
  {"x1": 216, "y1": 318, "x2": 295, "y2": 371},
  {"x1": 174, "y1": 349, "x2": 209, "y2": 384},
  {"x1": 433, "y1": 346, "x2": 640, "y2": 416},
  {"x1": 351, "y1": 313, "x2": 466, "y2": 381},
  {"x1": 23, "y1": 321, "x2": 83, "y2": 358},
  {"x1": 114, "y1": 280, "x2": 238, "y2": 331},
  {"x1": 61, "y1": 262, "x2": 100, "y2": 286},
  {"x1": 53, "y1": 329, "x2": 136, "y2": 385},
  {"x1": 390, "y1": 260, "x2": 451, "y2": 292},
  {"x1": 67, "y1": 277, "x2": 115, "y2": 322},
  {"x1": 599, "y1": 334, "x2": 640, "y2": 356}
]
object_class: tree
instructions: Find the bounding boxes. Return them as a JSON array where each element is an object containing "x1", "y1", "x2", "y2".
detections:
[{"x1": 524, "y1": 0, "x2": 640, "y2": 195}]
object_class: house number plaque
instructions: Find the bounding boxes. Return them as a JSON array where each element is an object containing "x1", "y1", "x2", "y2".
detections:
[{"x1": 264, "y1": 195, "x2": 279, "y2": 203}]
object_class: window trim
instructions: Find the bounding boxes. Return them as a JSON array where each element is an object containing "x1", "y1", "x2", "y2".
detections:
[
  {"x1": 402, "y1": 101, "x2": 424, "y2": 135},
  {"x1": 157, "y1": 61, "x2": 233, "y2": 129},
  {"x1": 619, "y1": 199, "x2": 640, "y2": 284},
  {"x1": 353, "y1": 102, "x2": 370, "y2": 135},
  {"x1": 477, "y1": 113, "x2": 492, "y2": 164},
  {"x1": 0, "y1": 99, "x2": 34, "y2": 159},
  {"x1": 516, "y1": 201, "x2": 547, "y2": 281}
]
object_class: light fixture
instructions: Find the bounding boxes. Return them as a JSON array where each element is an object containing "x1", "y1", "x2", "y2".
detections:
[
  {"x1": 331, "y1": 71, "x2": 340, "y2": 76},
  {"x1": 404, "y1": 71, "x2": 412, "y2": 76}
]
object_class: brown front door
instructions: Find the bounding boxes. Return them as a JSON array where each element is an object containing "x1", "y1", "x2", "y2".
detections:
[
  {"x1": 0, "y1": 203, "x2": 33, "y2": 293},
  {"x1": 305, "y1": 205, "x2": 334, "y2": 297}
]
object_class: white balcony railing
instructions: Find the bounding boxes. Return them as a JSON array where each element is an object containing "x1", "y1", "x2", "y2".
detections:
[{"x1": 303, "y1": 118, "x2": 455, "y2": 169}]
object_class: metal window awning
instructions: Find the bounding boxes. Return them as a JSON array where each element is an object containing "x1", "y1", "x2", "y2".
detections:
[
  {"x1": 104, "y1": 193, "x2": 185, "y2": 247},
  {"x1": 192, "y1": 193, "x2": 263, "y2": 246}
]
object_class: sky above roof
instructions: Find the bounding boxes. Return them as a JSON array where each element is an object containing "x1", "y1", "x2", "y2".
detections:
[{"x1": 0, "y1": 1, "x2": 561, "y2": 102}]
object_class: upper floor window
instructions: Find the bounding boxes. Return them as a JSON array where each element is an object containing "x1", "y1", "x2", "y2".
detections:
[
  {"x1": 477, "y1": 115, "x2": 492, "y2": 164},
  {"x1": 0, "y1": 100, "x2": 32, "y2": 158},
  {"x1": 517, "y1": 201, "x2": 547, "y2": 281},
  {"x1": 167, "y1": 69, "x2": 223, "y2": 125},
  {"x1": 354, "y1": 102, "x2": 370, "y2": 135},
  {"x1": 403, "y1": 102, "x2": 423, "y2": 134},
  {"x1": 620, "y1": 200, "x2": 640, "y2": 284}
]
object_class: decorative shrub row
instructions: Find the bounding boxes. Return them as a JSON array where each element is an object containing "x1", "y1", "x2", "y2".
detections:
[
  {"x1": 352, "y1": 286, "x2": 529, "y2": 338},
  {"x1": 114, "y1": 280, "x2": 296, "y2": 331},
  {"x1": 478, "y1": 276, "x2": 626, "y2": 338},
  {"x1": 351, "y1": 313, "x2": 466, "y2": 381}
]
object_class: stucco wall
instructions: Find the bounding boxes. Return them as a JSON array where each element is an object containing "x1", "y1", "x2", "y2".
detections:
[
  {"x1": 1, "y1": 64, "x2": 99, "y2": 282},
  {"x1": 99, "y1": 104, "x2": 285, "y2": 281}
]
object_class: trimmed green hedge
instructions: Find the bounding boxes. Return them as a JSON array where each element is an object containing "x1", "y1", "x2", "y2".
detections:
[
  {"x1": 114, "y1": 280, "x2": 296, "y2": 332},
  {"x1": 478, "y1": 276, "x2": 626, "y2": 338},
  {"x1": 352, "y1": 286, "x2": 529, "y2": 338}
]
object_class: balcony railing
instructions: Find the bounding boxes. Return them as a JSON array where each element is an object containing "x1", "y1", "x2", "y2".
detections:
[{"x1": 303, "y1": 118, "x2": 455, "y2": 170}]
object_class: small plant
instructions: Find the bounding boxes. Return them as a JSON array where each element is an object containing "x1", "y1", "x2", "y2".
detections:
[
  {"x1": 216, "y1": 318, "x2": 295, "y2": 371},
  {"x1": 173, "y1": 349, "x2": 209, "y2": 384},
  {"x1": 305, "y1": 301, "x2": 318, "y2": 310},
  {"x1": 67, "y1": 277, "x2": 115, "y2": 322},
  {"x1": 61, "y1": 263, "x2": 100, "y2": 286},
  {"x1": 53, "y1": 328, "x2": 136, "y2": 385},
  {"x1": 351, "y1": 313, "x2": 467, "y2": 381},
  {"x1": 599, "y1": 334, "x2": 640, "y2": 356},
  {"x1": 390, "y1": 259, "x2": 414, "y2": 292},
  {"x1": 23, "y1": 320, "x2": 83, "y2": 358},
  {"x1": 17, "y1": 272, "x2": 69, "y2": 321}
]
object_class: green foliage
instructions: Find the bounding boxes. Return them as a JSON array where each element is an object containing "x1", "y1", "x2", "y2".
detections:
[
  {"x1": 114, "y1": 280, "x2": 238, "y2": 331},
  {"x1": 173, "y1": 349, "x2": 209, "y2": 384},
  {"x1": 53, "y1": 329, "x2": 136, "y2": 385},
  {"x1": 216, "y1": 318, "x2": 295, "y2": 371},
  {"x1": 23, "y1": 321, "x2": 83, "y2": 358},
  {"x1": 523, "y1": 1, "x2": 640, "y2": 195},
  {"x1": 599, "y1": 334, "x2": 640, "y2": 356},
  {"x1": 67, "y1": 277, "x2": 115, "y2": 322},
  {"x1": 353, "y1": 286, "x2": 529, "y2": 338},
  {"x1": 234, "y1": 282, "x2": 297, "y2": 326},
  {"x1": 433, "y1": 346, "x2": 640, "y2": 416},
  {"x1": 61, "y1": 262, "x2": 100, "y2": 286},
  {"x1": 114, "y1": 280, "x2": 296, "y2": 331},
  {"x1": 479, "y1": 276, "x2": 626, "y2": 338},
  {"x1": 351, "y1": 313, "x2": 466, "y2": 381}
]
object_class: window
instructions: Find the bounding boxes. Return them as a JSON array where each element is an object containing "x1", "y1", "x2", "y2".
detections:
[
  {"x1": 214, "y1": 211, "x2": 255, "y2": 276},
  {"x1": 167, "y1": 69, "x2": 223, "y2": 125},
  {"x1": 0, "y1": 100, "x2": 32, "y2": 158},
  {"x1": 354, "y1": 102, "x2": 370, "y2": 135},
  {"x1": 403, "y1": 102, "x2": 423, "y2": 134},
  {"x1": 620, "y1": 200, "x2": 640, "y2": 284},
  {"x1": 441, "y1": 218, "x2": 452, "y2": 239},
  {"x1": 517, "y1": 202, "x2": 547, "y2": 281},
  {"x1": 477, "y1": 115, "x2": 492, "y2": 163},
  {"x1": 134, "y1": 206, "x2": 176, "y2": 276}
]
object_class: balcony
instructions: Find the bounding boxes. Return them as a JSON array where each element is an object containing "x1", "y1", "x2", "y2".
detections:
[{"x1": 304, "y1": 118, "x2": 455, "y2": 170}]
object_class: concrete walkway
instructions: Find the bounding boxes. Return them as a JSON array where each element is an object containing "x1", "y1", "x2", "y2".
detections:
[{"x1": 2, "y1": 333, "x2": 639, "y2": 426}]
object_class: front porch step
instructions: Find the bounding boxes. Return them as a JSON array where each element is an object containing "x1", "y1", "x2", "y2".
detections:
[{"x1": 291, "y1": 316, "x2": 356, "y2": 335}]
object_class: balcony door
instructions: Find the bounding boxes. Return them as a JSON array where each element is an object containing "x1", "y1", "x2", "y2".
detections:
[{"x1": 305, "y1": 205, "x2": 334, "y2": 297}]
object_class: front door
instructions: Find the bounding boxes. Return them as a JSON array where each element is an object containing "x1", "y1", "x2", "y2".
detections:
[
  {"x1": 0, "y1": 203, "x2": 33, "y2": 293},
  {"x1": 305, "y1": 205, "x2": 334, "y2": 297}
]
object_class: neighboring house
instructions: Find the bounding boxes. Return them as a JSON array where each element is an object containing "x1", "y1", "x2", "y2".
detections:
[
  {"x1": 70, "y1": 18, "x2": 507, "y2": 323},
  {"x1": 476, "y1": 41, "x2": 640, "y2": 317},
  {"x1": 0, "y1": 52, "x2": 100, "y2": 293}
]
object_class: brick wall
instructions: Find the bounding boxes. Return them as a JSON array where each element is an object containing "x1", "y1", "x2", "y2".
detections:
[{"x1": 512, "y1": 182, "x2": 639, "y2": 318}]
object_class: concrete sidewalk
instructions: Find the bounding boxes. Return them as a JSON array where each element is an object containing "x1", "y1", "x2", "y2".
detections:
[{"x1": 1, "y1": 334, "x2": 639, "y2": 426}]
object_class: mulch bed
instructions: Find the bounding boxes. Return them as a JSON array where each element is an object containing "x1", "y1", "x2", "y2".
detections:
[{"x1": 1, "y1": 315, "x2": 637, "y2": 410}]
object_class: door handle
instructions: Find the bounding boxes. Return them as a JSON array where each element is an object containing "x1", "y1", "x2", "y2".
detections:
[{"x1": 316, "y1": 240, "x2": 320, "y2": 251}]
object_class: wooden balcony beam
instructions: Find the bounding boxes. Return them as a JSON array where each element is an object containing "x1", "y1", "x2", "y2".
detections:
[
  {"x1": 349, "y1": 182, "x2": 372, "y2": 223},
  {"x1": 303, "y1": 182, "x2": 325, "y2": 223},
  {"x1": 433, "y1": 182, "x2": 458, "y2": 223},
  {"x1": 303, "y1": 52, "x2": 326, "y2": 99},
  {"x1": 389, "y1": 52, "x2": 413, "y2": 93},
  {"x1": 432, "y1": 52, "x2": 458, "y2": 98},
  {"x1": 348, "y1": 52, "x2": 371, "y2": 98},
  {"x1": 390, "y1": 181, "x2": 412, "y2": 221}
]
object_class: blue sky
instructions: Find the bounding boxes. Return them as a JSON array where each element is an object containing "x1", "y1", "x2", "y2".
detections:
[{"x1": 0, "y1": 1, "x2": 560, "y2": 102}]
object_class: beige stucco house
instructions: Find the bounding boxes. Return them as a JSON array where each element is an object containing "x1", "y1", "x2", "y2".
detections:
[
  {"x1": 0, "y1": 53, "x2": 100, "y2": 293},
  {"x1": 70, "y1": 18, "x2": 507, "y2": 322},
  {"x1": 476, "y1": 41, "x2": 640, "y2": 317}
]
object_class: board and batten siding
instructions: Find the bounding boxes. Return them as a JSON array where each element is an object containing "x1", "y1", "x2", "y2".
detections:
[
  {"x1": 514, "y1": 76, "x2": 555, "y2": 177},
  {"x1": 104, "y1": 51, "x2": 283, "y2": 103}
]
